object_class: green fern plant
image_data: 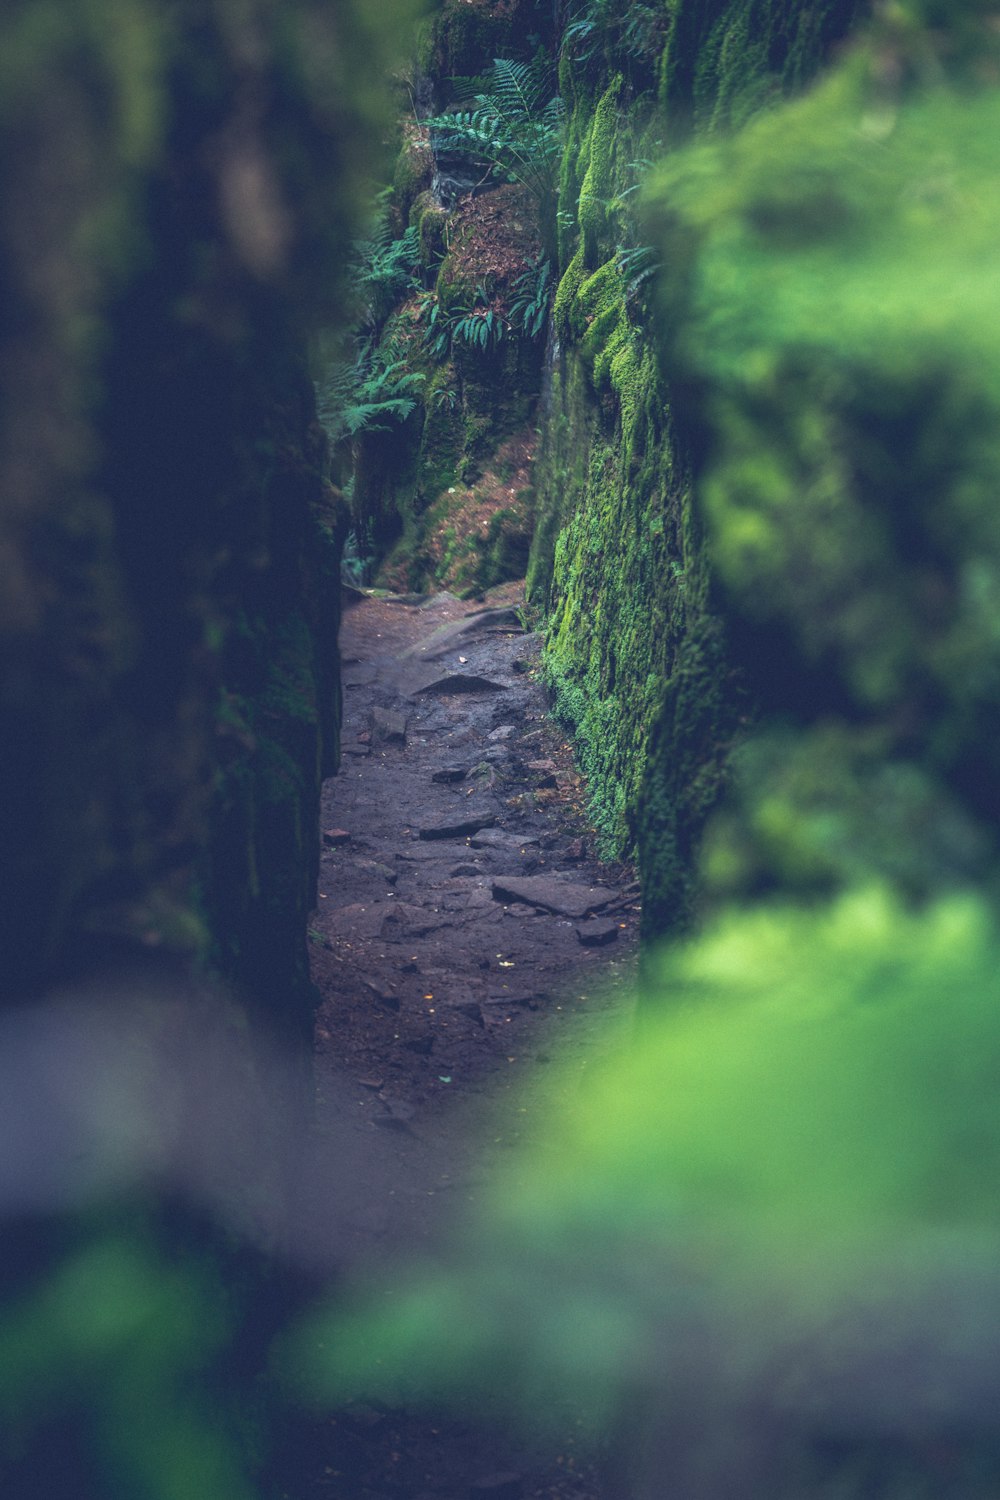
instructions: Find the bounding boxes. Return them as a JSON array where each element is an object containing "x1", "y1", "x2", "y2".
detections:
[
  {"x1": 418, "y1": 284, "x2": 509, "y2": 359},
  {"x1": 316, "y1": 339, "x2": 425, "y2": 443},
  {"x1": 350, "y1": 211, "x2": 421, "y2": 332},
  {"x1": 509, "y1": 255, "x2": 553, "y2": 340},
  {"x1": 425, "y1": 58, "x2": 564, "y2": 218},
  {"x1": 563, "y1": 2, "x2": 666, "y2": 64},
  {"x1": 452, "y1": 305, "x2": 504, "y2": 349},
  {"x1": 615, "y1": 243, "x2": 659, "y2": 298}
]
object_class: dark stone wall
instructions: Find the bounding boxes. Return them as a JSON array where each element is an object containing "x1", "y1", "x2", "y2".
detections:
[
  {"x1": 0, "y1": 0, "x2": 412, "y2": 1029},
  {"x1": 0, "y1": 5, "x2": 416, "y2": 1491}
]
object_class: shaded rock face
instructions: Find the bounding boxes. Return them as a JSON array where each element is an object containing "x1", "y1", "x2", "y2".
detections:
[
  {"x1": 0, "y1": 0, "x2": 410, "y2": 1032},
  {"x1": 0, "y1": 2, "x2": 416, "y2": 1494}
]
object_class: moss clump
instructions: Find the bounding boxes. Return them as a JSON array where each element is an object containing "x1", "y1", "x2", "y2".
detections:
[
  {"x1": 410, "y1": 191, "x2": 449, "y2": 268},
  {"x1": 392, "y1": 127, "x2": 434, "y2": 226},
  {"x1": 533, "y1": 351, "x2": 692, "y2": 862},
  {"x1": 577, "y1": 74, "x2": 622, "y2": 266},
  {"x1": 529, "y1": 0, "x2": 874, "y2": 939}
]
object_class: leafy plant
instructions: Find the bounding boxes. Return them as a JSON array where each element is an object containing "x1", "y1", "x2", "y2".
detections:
[
  {"x1": 563, "y1": 1, "x2": 667, "y2": 64},
  {"x1": 615, "y1": 242, "x2": 659, "y2": 298},
  {"x1": 340, "y1": 525, "x2": 376, "y2": 586},
  {"x1": 349, "y1": 210, "x2": 421, "y2": 332},
  {"x1": 433, "y1": 386, "x2": 460, "y2": 412},
  {"x1": 451, "y1": 304, "x2": 505, "y2": 350},
  {"x1": 419, "y1": 283, "x2": 509, "y2": 358},
  {"x1": 508, "y1": 254, "x2": 553, "y2": 340},
  {"x1": 316, "y1": 338, "x2": 425, "y2": 443},
  {"x1": 424, "y1": 57, "x2": 564, "y2": 211}
]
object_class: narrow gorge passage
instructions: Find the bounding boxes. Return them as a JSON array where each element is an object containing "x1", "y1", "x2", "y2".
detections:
[
  {"x1": 296, "y1": 583, "x2": 640, "y2": 1498},
  {"x1": 307, "y1": 579, "x2": 641, "y2": 1260}
]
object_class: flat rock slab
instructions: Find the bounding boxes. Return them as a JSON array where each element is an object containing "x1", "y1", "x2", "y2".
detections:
[
  {"x1": 402, "y1": 606, "x2": 525, "y2": 661},
  {"x1": 469, "y1": 828, "x2": 540, "y2": 851},
  {"x1": 397, "y1": 845, "x2": 479, "y2": 863},
  {"x1": 413, "y1": 673, "x2": 506, "y2": 696},
  {"x1": 343, "y1": 662, "x2": 378, "y2": 687},
  {"x1": 417, "y1": 813, "x2": 497, "y2": 841},
  {"x1": 379, "y1": 903, "x2": 453, "y2": 939},
  {"x1": 491, "y1": 875, "x2": 617, "y2": 918},
  {"x1": 324, "y1": 902, "x2": 390, "y2": 938},
  {"x1": 576, "y1": 919, "x2": 620, "y2": 947}
]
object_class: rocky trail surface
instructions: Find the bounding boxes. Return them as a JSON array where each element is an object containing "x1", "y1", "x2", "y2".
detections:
[{"x1": 297, "y1": 584, "x2": 640, "y2": 1499}]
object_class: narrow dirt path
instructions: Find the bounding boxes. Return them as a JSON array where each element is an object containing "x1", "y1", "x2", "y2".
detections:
[{"x1": 298, "y1": 584, "x2": 640, "y2": 1498}]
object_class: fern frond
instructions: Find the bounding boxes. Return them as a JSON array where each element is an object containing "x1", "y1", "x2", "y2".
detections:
[
  {"x1": 486, "y1": 57, "x2": 542, "y2": 121},
  {"x1": 422, "y1": 57, "x2": 563, "y2": 207},
  {"x1": 342, "y1": 397, "x2": 418, "y2": 435}
]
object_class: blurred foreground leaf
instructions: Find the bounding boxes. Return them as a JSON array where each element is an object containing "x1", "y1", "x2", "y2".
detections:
[{"x1": 291, "y1": 888, "x2": 1000, "y2": 1487}]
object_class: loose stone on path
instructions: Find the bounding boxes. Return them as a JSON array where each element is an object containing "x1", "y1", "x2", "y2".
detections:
[
  {"x1": 371, "y1": 707, "x2": 408, "y2": 745},
  {"x1": 469, "y1": 828, "x2": 540, "y2": 852},
  {"x1": 576, "y1": 918, "x2": 620, "y2": 947},
  {"x1": 413, "y1": 672, "x2": 506, "y2": 696},
  {"x1": 417, "y1": 813, "x2": 498, "y2": 841},
  {"x1": 490, "y1": 874, "x2": 617, "y2": 918}
]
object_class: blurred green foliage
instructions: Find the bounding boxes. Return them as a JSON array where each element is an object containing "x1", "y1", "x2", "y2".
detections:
[
  {"x1": 295, "y1": 887, "x2": 1000, "y2": 1489},
  {"x1": 0, "y1": 0, "x2": 421, "y2": 1495},
  {"x1": 650, "y1": 15, "x2": 1000, "y2": 907},
  {"x1": 0, "y1": 1225, "x2": 252, "y2": 1500}
]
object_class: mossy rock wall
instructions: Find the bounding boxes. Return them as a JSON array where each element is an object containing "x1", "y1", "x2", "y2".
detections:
[
  {"x1": 352, "y1": 168, "x2": 546, "y2": 592},
  {"x1": 419, "y1": 0, "x2": 559, "y2": 101},
  {"x1": 0, "y1": 0, "x2": 414, "y2": 1029},
  {"x1": 0, "y1": 0, "x2": 414, "y2": 1491},
  {"x1": 530, "y1": 0, "x2": 860, "y2": 936},
  {"x1": 648, "y1": 10, "x2": 1000, "y2": 916}
]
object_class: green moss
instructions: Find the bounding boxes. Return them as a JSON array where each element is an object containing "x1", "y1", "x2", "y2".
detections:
[
  {"x1": 410, "y1": 191, "x2": 449, "y2": 268},
  {"x1": 571, "y1": 258, "x2": 620, "y2": 344},
  {"x1": 659, "y1": 0, "x2": 859, "y2": 129},
  {"x1": 577, "y1": 74, "x2": 622, "y2": 267},
  {"x1": 423, "y1": 0, "x2": 519, "y2": 81},
  {"x1": 640, "y1": 15, "x2": 1000, "y2": 910},
  {"x1": 392, "y1": 130, "x2": 433, "y2": 225},
  {"x1": 553, "y1": 247, "x2": 586, "y2": 337},
  {"x1": 532, "y1": 351, "x2": 693, "y2": 863},
  {"x1": 529, "y1": 0, "x2": 878, "y2": 943}
]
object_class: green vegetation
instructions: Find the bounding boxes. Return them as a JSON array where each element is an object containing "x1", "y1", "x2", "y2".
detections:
[
  {"x1": 317, "y1": 340, "x2": 425, "y2": 441},
  {"x1": 0, "y1": 0, "x2": 415, "y2": 1496},
  {"x1": 10, "y1": 0, "x2": 1000, "y2": 1496},
  {"x1": 341, "y1": 51, "x2": 554, "y2": 591},
  {"x1": 292, "y1": 4, "x2": 1000, "y2": 1495},
  {"x1": 532, "y1": 0, "x2": 862, "y2": 924},
  {"x1": 424, "y1": 56, "x2": 565, "y2": 237},
  {"x1": 650, "y1": 20, "x2": 1000, "y2": 913},
  {"x1": 298, "y1": 887, "x2": 1000, "y2": 1498}
]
